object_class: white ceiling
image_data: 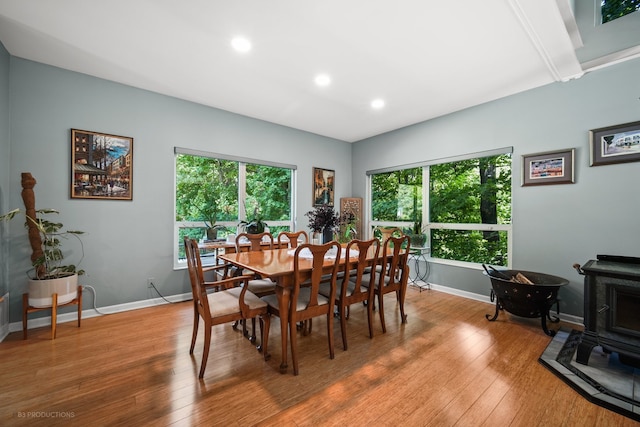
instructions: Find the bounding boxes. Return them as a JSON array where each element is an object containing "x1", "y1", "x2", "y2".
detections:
[{"x1": 0, "y1": 0, "x2": 585, "y2": 142}]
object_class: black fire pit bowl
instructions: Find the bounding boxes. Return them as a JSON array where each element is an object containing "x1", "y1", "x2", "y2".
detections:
[{"x1": 483, "y1": 265, "x2": 569, "y2": 336}]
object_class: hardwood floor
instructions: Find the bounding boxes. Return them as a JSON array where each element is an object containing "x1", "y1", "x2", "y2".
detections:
[{"x1": 0, "y1": 286, "x2": 636, "y2": 426}]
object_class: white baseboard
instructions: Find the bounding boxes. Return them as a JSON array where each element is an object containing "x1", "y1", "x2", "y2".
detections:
[
  {"x1": 412, "y1": 280, "x2": 584, "y2": 327},
  {"x1": 7, "y1": 292, "x2": 192, "y2": 335},
  {"x1": 5, "y1": 283, "x2": 584, "y2": 338}
]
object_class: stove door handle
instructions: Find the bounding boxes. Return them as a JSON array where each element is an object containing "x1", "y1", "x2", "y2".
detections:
[{"x1": 598, "y1": 304, "x2": 610, "y2": 314}]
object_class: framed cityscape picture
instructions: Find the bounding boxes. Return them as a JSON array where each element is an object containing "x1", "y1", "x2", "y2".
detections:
[
  {"x1": 522, "y1": 148, "x2": 575, "y2": 186},
  {"x1": 71, "y1": 129, "x2": 133, "y2": 200},
  {"x1": 589, "y1": 120, "x2": 640, "y2": 166},
  {"x1": 313, "y1": 167, "x2": 334, "y2": 206}
]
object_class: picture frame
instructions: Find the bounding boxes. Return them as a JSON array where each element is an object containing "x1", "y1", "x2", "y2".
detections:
[
  {"x1": 313, "y1": 167, "x2": 335, "y2": 206},
  {"x1": 71, "y1": 129, "x2": 133, "y2": 200},
  {"x1": 589, "y1": 120, "x2": 640, "y2": 166},
  {"x1": 521, "y1": 148, "x2": 575, "y2": 187}
]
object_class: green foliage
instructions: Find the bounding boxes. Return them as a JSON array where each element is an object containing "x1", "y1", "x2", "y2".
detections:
[
  {"x1": 175, "y1": 155, "x2": 238, "y2": 223},
  {"x1": 601, "y1": 0, "x2": 640, "y2": 23},
  {"x1": 0, "y1": 208, "x2": 85, "y2": 279},
  {"x1": 371, "y1": 168, "x2": 422, "y2": 221},
  {"x1": 370, "y1": 153, "x2": 511, "y2": 265}
]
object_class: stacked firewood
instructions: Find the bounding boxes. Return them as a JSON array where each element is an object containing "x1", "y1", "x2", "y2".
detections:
[{"x1": 509, "y1": 272, "x2": 534, "y2": 284}]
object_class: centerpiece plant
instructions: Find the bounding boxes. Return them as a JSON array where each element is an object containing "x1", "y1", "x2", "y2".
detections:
[{"x1": 305, "y1": 204, "x2": 356, "y2": 243}]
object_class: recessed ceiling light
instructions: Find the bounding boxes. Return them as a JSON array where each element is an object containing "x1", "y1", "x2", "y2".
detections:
[
  {"x1": 315, "y1": 74, "x2": 331, "y2": 87},
  {"x1": 371, "y1": 98, "x2": 385, "y2": 109},
  {"x1": 231, "y1": 37, "x2": 252, "y2": 53}
]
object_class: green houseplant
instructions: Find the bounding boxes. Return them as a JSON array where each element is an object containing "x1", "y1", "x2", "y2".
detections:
[
  {"x1": 0, "y1": 173, "x2": 85, "y2": 307},
  {"x1": 198, "y1": 200, "x2": 226, "y2": 240},
  {"x1": 239, "y1": 206, "x2": 268, "y2": 234}
]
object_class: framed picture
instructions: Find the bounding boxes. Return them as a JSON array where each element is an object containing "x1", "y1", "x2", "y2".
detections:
[
  {"x1": 589, "y1": 120, "x2": 640, "y2": 166},
  {"x1": 313, "y1": 167, "x2": 334, "y2": 206},
  {"x1": 71, "y1": 129, "x2": 133, "y2": 200},
  {"x1": 522, "y1": 148, "x2": 575, "y2": 186}
]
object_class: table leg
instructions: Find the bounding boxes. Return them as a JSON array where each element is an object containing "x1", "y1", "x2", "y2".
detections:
[{"x1": 276, "y1": 285, "x2": 290, "y2": 374}]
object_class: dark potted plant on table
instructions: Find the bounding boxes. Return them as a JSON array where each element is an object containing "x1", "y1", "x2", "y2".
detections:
[
  {"x1": 239, "y1": 207, "x2": 268, "y2": 234},
  {"x1": 408, "y1": 219, "x2": 427, "y2": 248},
  {"x1": 198, "y1": 200, "x2": 226, "y2": 241},
  {"x1": 305, "y1": 204, "x2": 340, "y2": 243},
  {"x1": 0, "y1": 173, "x2": 85, "y2": 308}
]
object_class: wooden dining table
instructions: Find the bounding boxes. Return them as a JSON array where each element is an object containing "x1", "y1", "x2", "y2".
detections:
[{"x1": 219, "y1": 245, "x2": 393, "y2": 374}]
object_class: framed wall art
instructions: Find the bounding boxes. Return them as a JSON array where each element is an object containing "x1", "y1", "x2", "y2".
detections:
[
  {"x1": 589, "y1": 120, "x2": 640, "y2": 166},
  {"x1": 313, "y1": 167, "x2": 334, "y2": 206},
  {"x1": 71, "y1": 129, "x2": 133, "y2": 200},
  {"x1": 522, "y1": 148, "x2": 575, "y2": 187}
]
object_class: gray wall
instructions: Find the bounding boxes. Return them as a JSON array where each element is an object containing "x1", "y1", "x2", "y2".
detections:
[
  {"x1": 4, "y1": 58, "x2": 351, "y2": 323},
  {"x1": 0, "y1": 42, "x2": 10, "y2": 298},
  {"x1": 352, "y1": 56, "x2": 640, "y2": 317}
]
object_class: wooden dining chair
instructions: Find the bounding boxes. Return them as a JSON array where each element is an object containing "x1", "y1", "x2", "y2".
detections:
[
  {"x1": 277, "y1": 230, "x2": 309, "y2": 248},
  {"x1": 278, "y1": 230, "x2": 312, "y2": 333},
  {"x1": 184, "y1": 237, "x2": 270, "y2": 378},
  {"x1": 367, "y1": 234, "x2": 410, "y2": 333},
  {"x1": 234, "y1": 232, "x2": 276, "y2": 342},
  {"x1": 261, "y1": 241, "x2": 342, "y2": 375},
  {"x1": 320, "y1": 238, "x2": 381, "y2": 350}
]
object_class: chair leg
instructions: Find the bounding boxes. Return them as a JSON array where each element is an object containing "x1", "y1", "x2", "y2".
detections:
[
  {"x1": 378, "y1": 292, "x2": 387, "y2": 333},
  {"x1": 327, "y1": 311, "x2": 335, "y2": 360},
  {"x1": 399, "y1": 286, "x2": 408, "y2": 324},
  {"x1": 339, "y1": 304, "x2": 348, "y2": 351},
  {"x1": 260, "y1": 314, "x2": 271, "y2": 361},
  {"x1": 366, "y1": 297, "x2": 375, "y2": 339},
  {"x1": 249, "y1": 317, "x2": 257, "y2": 343},
  {"x1": 199, "y1": 326, "x2": 212, "y2": 379},
  {"x1": 290, "y1": 316, "x2": 300, "y2": 375},
  {"x1": 190, "y1": 304, "x2": 199, "y2": 354}
]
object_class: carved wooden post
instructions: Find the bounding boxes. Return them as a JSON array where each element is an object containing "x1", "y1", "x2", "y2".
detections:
[{"x1": 20, "y1": 172, "x2": 44, "y2": 278}]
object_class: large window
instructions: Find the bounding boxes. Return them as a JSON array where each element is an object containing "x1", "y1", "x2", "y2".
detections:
[
  {"x1": 174, "y1": 149, "x2": 295, "y2": 267},
  {"x1": 369, "y1": 149, "x2": 512, "y2": 267},
  {"x1": 601, "y1": 0, "x2": 640, "y2": 24}
]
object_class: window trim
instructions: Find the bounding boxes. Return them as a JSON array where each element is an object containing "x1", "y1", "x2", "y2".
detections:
[
  {"x1": 367, "y1": 147, "x2": 513, "y2": 267},
  {"x1": 173, "y1": 149, "x2": 296, "y2": 269}
]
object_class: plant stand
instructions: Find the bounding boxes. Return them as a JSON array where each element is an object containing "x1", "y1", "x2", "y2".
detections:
[{"x1": 22, "y1": 285, "x2": 82, "y2": 340}]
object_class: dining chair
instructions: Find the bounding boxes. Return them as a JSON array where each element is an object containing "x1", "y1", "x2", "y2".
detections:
[
  {"x1": 261, "y1": 241, "x2": 342, "y2": 375},
  {"x1": 184, "y1": 237, "x2": 270, "y2": 378},
  {"x1": 365, "y1": 234, "x2": 410, "y2": 333},
  {"x1": 320, "y1": 238, "x2": 381, "y2": 350},
  {"x1": 234, "y1": 232, "x2": 276, "y2": 342},
  {"x1": 277, "y1": 230, "x2": 309, "y2": 248}
]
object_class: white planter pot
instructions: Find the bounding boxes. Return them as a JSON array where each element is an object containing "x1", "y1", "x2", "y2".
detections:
[{"x1": 28, "y1": 274, "x2": 79, "y2": 308}]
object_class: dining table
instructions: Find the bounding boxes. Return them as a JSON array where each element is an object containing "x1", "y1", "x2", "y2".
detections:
[{"x1": 219, "y1": 244, "x2": 395, "y2": 374}]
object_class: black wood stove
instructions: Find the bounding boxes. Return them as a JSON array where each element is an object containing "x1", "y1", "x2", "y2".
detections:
[{"x1": 575, "y1": 255, "x2": 640, "y2": 366}]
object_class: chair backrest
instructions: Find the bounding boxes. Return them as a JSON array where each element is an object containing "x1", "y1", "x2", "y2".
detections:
[
  {"x1": 374, "y1": 226, "x2": 404, "y2": 243},
  {"x1": 277, "y1": 230, "x2": 309, "y2": 248},
  {"x1": 184, "y1": 237, "x2": 210, "y2": 314},
  {"x1": 379, "y1": 234, "x2": 410, "y2": 289},
  {"x1": 235, "y1": 232, "x2": 273, "y2": 252},
  {"x1": 341, "y1": 238, "x2": 380, "y2": 300},
  {"x1": 292, "y1": 241, "x2": 341, "y2": 314}
]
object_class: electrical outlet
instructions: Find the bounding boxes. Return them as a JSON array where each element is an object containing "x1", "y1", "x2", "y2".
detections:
[{"x1": 147, "y1": 278, "x2": 154, "y2": 288}]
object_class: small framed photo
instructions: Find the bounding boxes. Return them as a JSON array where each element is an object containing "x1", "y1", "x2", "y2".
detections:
[
  {"x1": 589, "y1": 120, "x2": 640, "y2": 166},
  {"x1": 71, "y1": 129, "x2": 133, "y2": 200},
  {"x1": 313, "y1": 167, "x2": 335, "y2": 206},
  {"x1": 522, "y1": 148, "x2": 575, "y2": 187}
]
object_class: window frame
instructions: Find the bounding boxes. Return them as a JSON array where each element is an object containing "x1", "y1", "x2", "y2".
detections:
[
  {"x1": 173, "y1": 147, "x2": 297, "y2": 269},
  {"x1": 367, "y1": 147, "x2": 513, "y2": 269}
]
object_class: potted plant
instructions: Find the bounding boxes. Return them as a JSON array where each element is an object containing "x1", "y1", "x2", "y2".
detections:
[
  {"x1": 198, "y1": 200, "x2": 226, "y2": 241},
  {"x1": 239, "y1": 206, "x2": 268, "y2": 234},
  {"x1": 305, "y1": 204, "x2": 340, "y2": 243},
  {"x1": 409, "y1": 219, "x2": 427, "y2": 248},
  {"x1": 336, "y1": 211, "x2": 357, "y2": 243},
  {"x1": 0, "y1": 173, "x2": 85, "y2": 307}
]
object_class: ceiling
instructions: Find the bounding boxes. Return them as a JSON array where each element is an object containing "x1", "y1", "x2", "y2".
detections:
[{"x1": 0, "y1": 0, "x2": 586, "y2": 142}]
